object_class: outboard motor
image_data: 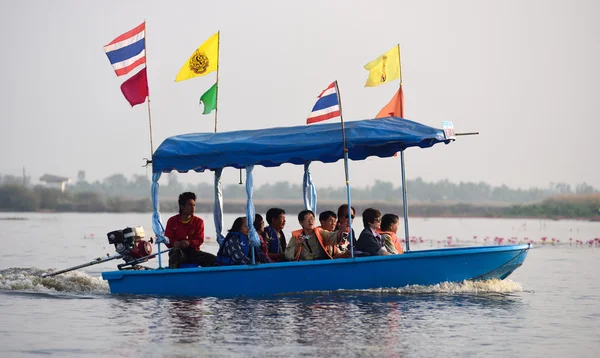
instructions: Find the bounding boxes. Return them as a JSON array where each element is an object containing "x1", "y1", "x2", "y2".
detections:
[{"x1": 107, "y1": 226, "x2": 152, "y2": 263}]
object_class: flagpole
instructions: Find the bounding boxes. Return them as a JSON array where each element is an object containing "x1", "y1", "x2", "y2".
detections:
[
  {"x1": 397, "y1": 43, "x2": 410, "y2": 252},
  {"x1": 397, "y1": 43, "x2": 404, "y2": 118},
  {"x1": 211, "y1": 31, "x2": 243, "y2": 183},
  {"x1": 144, "y1": 20, "x2": 155, "y2": 156},
  {"x1": 214, "y1": 30, "x2": 220, "y2": 133},
  {"x1": 146, "y1": 98, "x2": 155, "y2": 156},
  {"x1": 143, "y1": 19, "x2": 161, "y2": 269},
  {"x1": 334, "y1": 80, "x2": 355, "y2": 258},
  {"x1": 146, "y1": 100, "x2": 154, "y2": 155},
  {"x1": 397, "y1": 43, "x2": 402, "y2": 88},
  {"x1": 209, "y1": 31, "x2": 241, "y2": 262}
]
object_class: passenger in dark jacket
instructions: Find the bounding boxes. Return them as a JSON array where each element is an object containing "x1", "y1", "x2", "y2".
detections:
[
  {"x1": 355, "y1": 208, "x2": 391, "y2": 256},
  {"x1": 215, "y1": 217, "x2": 270, "y2": 265},
  {"x1": 264, "y1": 208, "x2": 287, "y2": 262}
]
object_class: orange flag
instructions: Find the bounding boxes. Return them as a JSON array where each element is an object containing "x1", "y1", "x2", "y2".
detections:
[{"x1": 376, "y1": 86, "x2": 404, "y2": 118}]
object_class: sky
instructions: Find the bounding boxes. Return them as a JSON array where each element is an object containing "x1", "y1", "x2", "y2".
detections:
[{"x1": 1, "y1": 0, "x2": 598, "y2": 191}]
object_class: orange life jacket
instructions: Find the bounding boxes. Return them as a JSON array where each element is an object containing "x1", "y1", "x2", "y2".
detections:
[
  {"x1": 378, "y1": 230, "x2": 404, "y2": 254},
  {"x1": 291, "y1": 227, "x2": 338, "y2": 260}
]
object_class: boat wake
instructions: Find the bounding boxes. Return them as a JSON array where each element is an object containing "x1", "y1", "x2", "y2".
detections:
[
  {"x1": 335, "y1": 279, "x2": 523, "y2": 295},
  {"x1": 0, "y1": 268, "x2": 110, "y2": 295},
  {"x1": 399, "y1": 279, "x2": 521, "y2": 294}
]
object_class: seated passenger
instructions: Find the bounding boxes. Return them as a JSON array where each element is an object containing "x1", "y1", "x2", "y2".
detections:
[
  {"x1": 378, "y1": 214, "x2": 404, "y2": 254},
  {"x1": 321, "y1": 210, "x2": 349, "y2": 254},
  {"x1": 319, "y1": 210, "x2": 337, "y2": 231},
  {"x1": 336, "y1": 204, "x2": 357, "y2": 244},
  {"x1": 355, "y1": 208, "x2": 390, "y2": 256},
  {"x1": 285, "y1": 210, "x2": 345, "y2": 261},
  {"x1": 264, "y1": 208, "x2": 287, "y2": 262},
  {"x1": 215, "y1": 217, "x2": 270, "y2": 265},
  {"x1": 254, "y1": 214, "x2": 273, "y2": 262},
  {"x1": 165, "y1": 192, "x2": 216, "y2": 268}
]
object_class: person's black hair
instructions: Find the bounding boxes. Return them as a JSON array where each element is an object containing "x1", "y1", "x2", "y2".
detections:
[
  {"x1": 229, "y1": 217, "x2": 247, "y2": 232},
  {"x1": 381, "y1": 213, "x2": 400, "y2": 232},
  {"x1": 337, "y1": 204, "x2": 356, "y2": 219},
  {"x1": 254, "y1": 214, "x2": 264, "y2": 234},
  {"x1": 178, "y1": 192, "x2": 196, "y2": 214},
  {"x1": 266, "y1": 207, "x2": 285, "y2": 226},
  {"x1": 297, "y1": 210, "x2": 314, "y2": 223},
  {"x1": 319, "y1": 210, "x2": 337, "y2": 222},
  {"x1": 362, "y1": 208, "x2": 382, "y2": 228}
]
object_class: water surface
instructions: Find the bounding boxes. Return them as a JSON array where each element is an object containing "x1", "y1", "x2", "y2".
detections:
[{"x1": 0, "y1": 213, "x2": 598, "y2": 357}]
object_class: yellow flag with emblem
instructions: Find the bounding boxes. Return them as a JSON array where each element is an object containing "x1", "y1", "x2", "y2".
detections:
[
  {"x1": 175, "y1": 32, "x2": 219, "y2": 82},
  {"x1": 363, "y1": 45, "x2": 401, "y2": 87}
]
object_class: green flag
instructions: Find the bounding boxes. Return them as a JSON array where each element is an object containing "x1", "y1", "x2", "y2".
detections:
[{"x1": 200, "y1": 83, "x2": 217, "y2": 114}]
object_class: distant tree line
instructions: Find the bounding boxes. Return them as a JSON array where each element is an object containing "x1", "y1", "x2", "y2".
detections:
[
  {"x1": 0, "y1": 173, "x2": 598, "y2": 218},
  {"x1": 60, "y1": 173, "x2": 597, "y2": 204},
  {"x1": 0, "y1": 184, "x2": 151, "y2": 212}
]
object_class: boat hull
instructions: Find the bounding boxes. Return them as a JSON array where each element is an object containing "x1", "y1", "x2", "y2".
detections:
[{"x1": 102, "y1": 244, "x2": 530, "y2": 297}]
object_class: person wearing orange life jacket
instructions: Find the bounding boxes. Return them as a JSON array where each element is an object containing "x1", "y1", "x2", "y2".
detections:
[
  {"x1": 285, "y1": 210, "x2": 347, "y2": 261},
  {"x1": 378, "y1": 213, "x2": 404, "y2": 254}
]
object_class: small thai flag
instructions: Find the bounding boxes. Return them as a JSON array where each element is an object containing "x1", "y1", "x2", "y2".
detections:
[
  {"x1": 307, "y1": 82, "x2": 341, "y2": 124},
  {"x1": 104, "y1": 22, "x2": 146, "y2": 77}
]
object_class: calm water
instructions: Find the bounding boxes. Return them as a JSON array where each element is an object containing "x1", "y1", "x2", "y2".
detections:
[{"x1": 1, "y1": 213, "x2": 599, "y2": 357}]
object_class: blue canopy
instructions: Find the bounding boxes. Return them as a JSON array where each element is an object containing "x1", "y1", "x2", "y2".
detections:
[{"x1": 152, "y1": 117, "x2": 450, "y2": 173}]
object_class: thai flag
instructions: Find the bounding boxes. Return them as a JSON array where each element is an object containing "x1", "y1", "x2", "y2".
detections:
[
  {"x1": 307, "y1": 82, "x2": 341, "y2": 124},
  {"x1": 104, "y1": 22, "x2": 146, "y2": 77}
]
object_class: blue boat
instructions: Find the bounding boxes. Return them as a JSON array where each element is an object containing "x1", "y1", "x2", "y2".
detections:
[
  {"x1": 103, "y1": 245, "x2": 530, "y2": 297},
  {"x1": 102, "y1": 117, "x2": 531, "y2": 297}
]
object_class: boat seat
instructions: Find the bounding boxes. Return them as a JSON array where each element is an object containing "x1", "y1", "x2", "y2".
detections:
[
  {"x1": 353, "y1": 250, "x2": 371, "y2": 257},
  {"x1": 180, "y1": 263, "x2": 200, "y2": 268}
]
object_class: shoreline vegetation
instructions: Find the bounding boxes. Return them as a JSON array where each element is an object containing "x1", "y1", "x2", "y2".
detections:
[{"x1": 0, "y1": 178, "x2": 599, "y2": 221}]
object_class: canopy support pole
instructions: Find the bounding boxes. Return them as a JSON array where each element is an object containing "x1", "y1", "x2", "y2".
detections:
[
  {"x1": 400, "y1": 150, "x2": 410, "y2": 252},
  {"x1": 214, "y1": 168, "x2": 225, "y2": 245},
  {"x1": 343, "y1": 151, "x2": 354, "y2": 258},
  {"x1": 303, "y1": 162, "x2": 317, "y2": 213},
  {"x1": 334, "y1": 81, "x2": 354, "y2": 258},
  {"x1": 151, "y1": 172, "x2": 167, "y2": 268},
  {"x1": 245, "y1": 166, "x2": 261, "y2": 264}
]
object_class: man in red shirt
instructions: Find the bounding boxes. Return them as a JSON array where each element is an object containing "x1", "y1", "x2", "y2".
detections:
[{"x1": 165, "y1": 192, "x2": 216, "y2": 268}]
